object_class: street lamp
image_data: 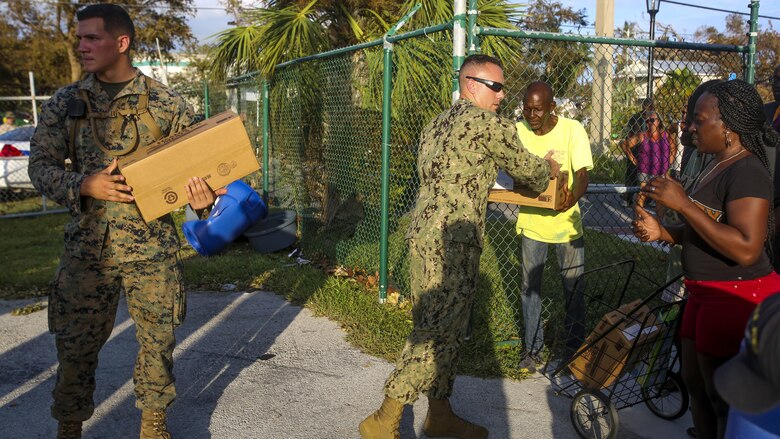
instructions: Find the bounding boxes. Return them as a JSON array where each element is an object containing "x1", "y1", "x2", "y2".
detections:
[{"x1": 646, "y1": 0, "x2": 660, "y2": 99}]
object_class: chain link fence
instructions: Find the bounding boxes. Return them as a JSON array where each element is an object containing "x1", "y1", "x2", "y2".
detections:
[
  {"x1": 0, "y1": 78, "x2": 230, "y2": 218},
  {"x1": 479, "y1": 32, "x2": 745, "y2": 348},
  {"x1": 229, "y1": 30, "x2": 454, "y2": 293},
  {"x1": 229, "y1": 27, "x2": 747, "y2": 353}
]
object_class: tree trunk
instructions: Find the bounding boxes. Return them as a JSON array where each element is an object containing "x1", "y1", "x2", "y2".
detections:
[{"x1": 67, "y1": 44, "x2": 81, "y2": 83}]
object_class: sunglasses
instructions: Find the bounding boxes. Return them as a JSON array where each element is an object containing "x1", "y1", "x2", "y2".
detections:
[{"x1": 466, "y1": 76, "x2": 504, "y2": 92}]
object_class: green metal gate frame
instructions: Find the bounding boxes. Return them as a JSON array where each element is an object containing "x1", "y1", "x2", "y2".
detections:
[{"x1": 228, "y1": 0, "x2": 762, "y2": 302}]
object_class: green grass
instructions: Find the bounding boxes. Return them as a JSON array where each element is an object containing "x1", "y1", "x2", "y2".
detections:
[
  {"x1": 0, "y1": 208, "x2": 669, "y2": 380},
  {"x1": 0, "y1": 191, "x2": 63, "y2": 216},
  {"x1": 0, "y1": 213, "x2": 67, "y2": 298}
]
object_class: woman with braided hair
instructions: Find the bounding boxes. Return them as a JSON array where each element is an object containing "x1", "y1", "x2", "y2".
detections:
[{"x1": 632, "y1": 79, "x2": 780, "y2": 439}]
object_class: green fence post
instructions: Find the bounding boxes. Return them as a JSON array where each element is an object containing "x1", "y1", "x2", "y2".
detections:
[
  {"x1": 746, "y1": 0, "x2": 760, "y2": 84},
  {"x1": 262, "y1": 78, "x2": 270, "y2": 206},
  {"x1": 467, "y1": 0, "x2": 480, "y2": 55},
  {"x1": 378, "y1": 3, "x2": 422, "y2": 303},
  {"x1": 203, "y1": 80, "x2": 210, "y2": 119},
  {"x1": 380, "y1": 48, "x2": 392, "y2": 303}
]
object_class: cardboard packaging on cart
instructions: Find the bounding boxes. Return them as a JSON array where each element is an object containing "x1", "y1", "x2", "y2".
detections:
[
  {"x1": 118, "y1": 111, "x2": 260, "y2": 222},
  {"x1": 568, "y1": 299, "x2": 661, "y2": 389},
  {"x1": 488, "y1": 169, "x2": 568, "y2": 209}
]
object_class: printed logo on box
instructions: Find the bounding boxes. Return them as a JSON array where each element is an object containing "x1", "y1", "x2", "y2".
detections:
[
  {"x1": 164, "y1": 191, "x2": 178, "y2": 204},
  {"x1": 217, "y1": 160, "x2": 238, "y2": 176}
]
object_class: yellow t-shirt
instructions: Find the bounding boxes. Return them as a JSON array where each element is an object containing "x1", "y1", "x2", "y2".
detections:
[{"x1": 515, "y1": 117, "x2": 593, "y2": 243}]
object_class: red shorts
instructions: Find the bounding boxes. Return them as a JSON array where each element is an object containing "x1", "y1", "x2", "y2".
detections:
[{"x1": 681, "y1": 272, "x2": 780, "y2": 357}]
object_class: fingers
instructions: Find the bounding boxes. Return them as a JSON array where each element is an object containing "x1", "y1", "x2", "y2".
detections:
[
  {"x1": 186, "y1": 177, "x2": 211, "y2": 199},
  {"x1": 546, "y1": 157, "x2": 561, "y2": 179},
  {"x1": 185, "y1": 177, "x2": 216, "y2": 210},
  {"x1": 106, "y1": 174, "x2": 131, "y2": 192},
  {"x1": 633, "y1": 203, "x2": 649, "y2": 219},
  {"x1": 185, "y1": 178, "x2": 203, "y2": 201},
  {"x1": 79, "y1": 169, "x2": 134, "y2": 201},
  {"x1": 105, "y1": 189, "x2": 134, "y2": 203},
  {"x1": 103, "y1": 158, "x2": 119, "y2": 174},
  {"x1": 99, "y1": 177, "x2": 133, "y2": 202}
]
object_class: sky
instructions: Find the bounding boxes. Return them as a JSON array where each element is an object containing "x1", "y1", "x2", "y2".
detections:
[{"x1": 187, "y1": 0, "x2": 780, "y2": 45}]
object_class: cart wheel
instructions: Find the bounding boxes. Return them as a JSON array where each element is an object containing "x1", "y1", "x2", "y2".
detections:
[
  {"x1": 570, "y1": 389, "x2": 618, "y2": 439},
  {"x1": 642, "y1": 371, "x2": 689, "y2": 420}
]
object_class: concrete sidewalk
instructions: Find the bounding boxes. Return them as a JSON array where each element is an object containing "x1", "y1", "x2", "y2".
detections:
[{"x1": 0, "y1": 290, "x2": 692, "y2": 438}]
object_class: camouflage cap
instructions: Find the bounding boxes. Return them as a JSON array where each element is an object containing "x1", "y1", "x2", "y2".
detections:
[{"x1": 3, "y1": 111, "x2": 14, "y2": 118}]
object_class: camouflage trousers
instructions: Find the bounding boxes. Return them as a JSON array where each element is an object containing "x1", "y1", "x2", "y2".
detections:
[
  {"x1": 384, "y1": 238, "x2": 481, "y2": 404},
  {"x1": 48, "y1": 251, "x2": 185, "y2": 421}
]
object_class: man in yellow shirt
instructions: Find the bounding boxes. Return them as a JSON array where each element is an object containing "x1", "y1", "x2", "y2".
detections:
[{"x1": 516, "y1": 82, "x2": 593, "y2": 373}]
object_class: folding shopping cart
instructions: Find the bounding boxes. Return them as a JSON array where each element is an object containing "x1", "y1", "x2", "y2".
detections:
[{"x1": 537, "y1": 259, "x2": 688, "y2": 439}]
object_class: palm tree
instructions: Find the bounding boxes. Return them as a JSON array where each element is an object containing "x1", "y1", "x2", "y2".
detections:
[
  {"x1": 209, "y1": 0, "x2": 525, "y2": 80},
  {"x1": 209, "y1": 0, "x2": 399, "y2": 80},
  {"x1": 208, "y1": 1, "x2": 527, "y2": 263}
]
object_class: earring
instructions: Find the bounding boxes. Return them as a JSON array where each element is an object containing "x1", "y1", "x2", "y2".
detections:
[{"x1": 725, "y1": 131, "x2": 732, "y2": 149}]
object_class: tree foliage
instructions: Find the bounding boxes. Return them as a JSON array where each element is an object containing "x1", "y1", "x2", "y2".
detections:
[
  {"x1": 694, "y1": 13, "x2": 780, "y2": 100},
  {"x1": 209, "y1": 0, "x2": 398, "y2": 80},
  {"x1": 509, "y1": 0, "x2": 590, "y2": 100},
  {"x1": 209, "y1": 0, "x2": 524, "y2": 80},
  {"x1": 655, "y1": 67, "x2": 701, "y2": 123},
  {"x1": 2, "y1": 0, "x2": 196, "y2": 89}
]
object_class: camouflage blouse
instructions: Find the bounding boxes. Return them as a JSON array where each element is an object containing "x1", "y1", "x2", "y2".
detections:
[
  {"x1": 29, "y1": 70, "x2": 194, "y2": 262},
  {"x1": 407, "y1": 99, "x2": 550, "y2": 247}
]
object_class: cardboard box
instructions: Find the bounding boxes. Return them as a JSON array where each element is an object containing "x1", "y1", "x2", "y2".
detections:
[
  {"x1": 118, "y1": 111, "x2": 260, "y2": 222},
  {"x1": 488, "y1": 171, "x2": 568, "y2": 209},
  {"x1": 568, "y1": 299, "x2": 660, "y2": 389}
]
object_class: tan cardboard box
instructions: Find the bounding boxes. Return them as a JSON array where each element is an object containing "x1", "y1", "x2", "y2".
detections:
[
  {"x1": 568, "y1": 299, "x2": 660, "y2": 389},
  {"x1": 118, "y1": 111, "x2": 260, "y2": 222},
  {"x1": 488, "y1": 171, "x2": 568, "y2": 209}
]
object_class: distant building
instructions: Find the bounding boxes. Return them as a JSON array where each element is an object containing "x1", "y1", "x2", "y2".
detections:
[
  {"x1": 133, "y1": 55, "x2": 208, "y2": 113},
  {"x1": 620, "y1": 58, "x2": 723, "y2": 101},
  {"x1": 133, "y1": 58, "x2": 192, "y2": 80}
]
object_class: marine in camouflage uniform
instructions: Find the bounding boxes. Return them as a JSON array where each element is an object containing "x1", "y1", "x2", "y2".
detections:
[
  {"x1": 27, "y1": 5, "x2": 200, "y2": 438},
  {"x1": 30, "y1": 68, "x2": 193, "y2": 421},
  {"x1": 386, "y1": 98, "x2": 551, "y2": 401},
  {"x1": 361, "y1": 55, "x2": 554, "y2": 439}
]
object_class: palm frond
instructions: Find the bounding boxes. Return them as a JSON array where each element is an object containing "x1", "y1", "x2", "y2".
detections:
[
  {"x1": 208, "y1": 26, "x2": 265, "y2": 80},
  {"x1": 210, "y1": 1, "x2": 328, "y2": 79}
]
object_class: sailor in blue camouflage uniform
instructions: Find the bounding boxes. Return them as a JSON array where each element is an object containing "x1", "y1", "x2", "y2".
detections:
[
  {"x1": 360, "y1": 55, "x2": 559, "y2": 439},
  {"x1": 28, "y1": 5, "x2": 221, "y2": 439}
]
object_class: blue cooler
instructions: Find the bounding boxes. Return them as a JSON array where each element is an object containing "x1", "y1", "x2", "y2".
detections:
[
  {"x1": 726, "y1": 406, "x2": 780, "y2": 439},
  {"x1": 182, "y1": 180, "x2": 267, "y2": 256}
]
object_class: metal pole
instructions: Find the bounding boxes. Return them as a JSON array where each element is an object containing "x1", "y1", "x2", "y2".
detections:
[
  {"x1": 647, "y1": 11, "x2": 656, "y2": 99},
  {"x1": 204, "y1": 80, "x2": 210, "y2": 118},
  {"x1": 452, "y1": 0, "x2": 467, "y2": 102},
  {"x1": 467, "y1": 0, "x2": 479, "y2": 55},
  {"x1": 262, "y1": 78, "x2": 270, "y2": 206},
  {"x1": 28, "y1": 72, "x2": 38, "y2": 126},
  {"x1": 590, "y1": 0, "x2": 615, "y2": 156},
  {"x1": 746, "y1": 0, "x2": 760, "y2": 84},
  {"x1": 377, "y1": 3, "x2": 421, "y2": 303},
  {"x1": 379, "y1": 46, "x2": 392, "y2": 304},
  {"x1": 29, "y1": 70, "x2": 44, "y2": 209}
]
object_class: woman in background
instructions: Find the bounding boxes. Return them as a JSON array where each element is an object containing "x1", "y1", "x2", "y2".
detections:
[{"x1": 624, "y1": 110, "x2": 672, "y2": 184}]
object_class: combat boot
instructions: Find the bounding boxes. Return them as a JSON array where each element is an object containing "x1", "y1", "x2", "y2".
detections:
[
  {"x1": 359, "y1": 396, "x2": 404, "y2": 439},
  {"x1": 56, "y1": 421, "x2": 82, "y2": 439},
  {"x1": 140, "y1": 409, "x2": 172, "y2": 439},
  {"x1": 423, "y1": 398, "x2": 488, "y2": 439}
]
